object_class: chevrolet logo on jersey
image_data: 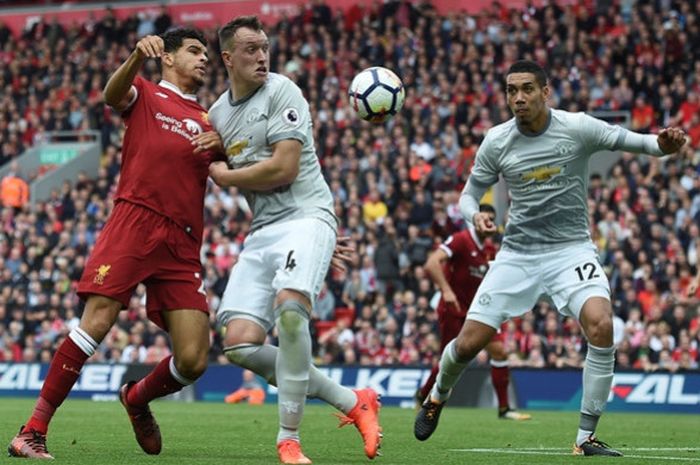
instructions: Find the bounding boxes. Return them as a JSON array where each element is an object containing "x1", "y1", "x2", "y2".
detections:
[
  {"x1": 521, "y1": 166, "x2": 563, "y2": 182},
  {"x1": 226, "y1": 139, "x2": 249, "y2": 157}
]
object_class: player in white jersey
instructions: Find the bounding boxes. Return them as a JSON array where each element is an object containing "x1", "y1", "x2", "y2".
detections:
[
  {"x1": 414, "y1": 60, "x2": 687, "y2": 456},
  {"x1": 207, "y1": 16, "x2": 381, "y2": 464}
]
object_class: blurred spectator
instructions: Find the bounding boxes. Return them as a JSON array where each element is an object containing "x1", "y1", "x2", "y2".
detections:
[{"x1": 1, "y1": 162, "x2": 29, "y2": 211}]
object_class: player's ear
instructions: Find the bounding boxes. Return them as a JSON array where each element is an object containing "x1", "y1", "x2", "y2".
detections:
[
  {"x1": 542, "y1": 83, "x2": 551, "y2": 101},
  {"x1": 160, "y1": 51, "x2": 174, "y2": 68},
  {"x1": 221, "y1": 51, "x2": 232, "y2": 68}
]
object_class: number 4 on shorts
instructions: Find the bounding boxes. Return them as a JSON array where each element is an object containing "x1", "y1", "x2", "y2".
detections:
[{"x1": 285, "y1": 250, "x2": 297, "y2": 271}]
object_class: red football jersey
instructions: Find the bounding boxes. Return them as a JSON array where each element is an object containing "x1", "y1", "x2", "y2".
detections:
[
  {"x1": 438, "y1": 228, "x2": 496, "y2": 316},
  {"x1": 115, "y1": 76, "x2": 223, "y2": 243}
]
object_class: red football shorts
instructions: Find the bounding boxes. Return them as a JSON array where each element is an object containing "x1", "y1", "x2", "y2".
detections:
[
  {"x1": 437, "y1": 302, "x2": 505, "y2": 352},
  {"x1": 77, "y1": 201, "x2": 208, "y2": 329}
]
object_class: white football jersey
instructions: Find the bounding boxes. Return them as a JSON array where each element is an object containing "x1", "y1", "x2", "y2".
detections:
[
  {"x1": 468, "y1": 108, "x2": 649, "y2": 252},
  {"x1": 209, "y1": 73, "x2": 336, "y2": 231}
]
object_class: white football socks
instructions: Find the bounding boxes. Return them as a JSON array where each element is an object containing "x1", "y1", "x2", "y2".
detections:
[{"x1": 576, "y1": 344, "x2": 615, "y2": 446}]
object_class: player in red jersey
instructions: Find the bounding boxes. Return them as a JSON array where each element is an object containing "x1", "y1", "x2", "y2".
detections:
[
  {"x1": 8, "y1": 29, "x2": 224, "y2": 459},
  {"x1": 416, "y1": 204, "x2": 530, "y2": 420}
]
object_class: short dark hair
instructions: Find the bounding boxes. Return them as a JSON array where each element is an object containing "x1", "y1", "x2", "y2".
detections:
[
  {"x1": 506, "y1": 60, "x2": 548, "y2": 88},
  {"x1": 218, "y1": 16, "x2": 264, "y2": 51},
  {"x1": 161, "y1": 28, "x2": 207, "y2": 53},
  {"x1": 479, "y1": 204, "x2": 496, "y2": 214}
]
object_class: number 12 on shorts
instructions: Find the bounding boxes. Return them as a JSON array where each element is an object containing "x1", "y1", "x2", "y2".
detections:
[{"x1": 574, "y1": 262, "x2": 601, "y2": 281}]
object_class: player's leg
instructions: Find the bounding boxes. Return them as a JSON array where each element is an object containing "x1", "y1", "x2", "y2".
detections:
[
  {"x1": 273, "y1": 289, "x2": 314, "y2": 464},
  {"x1": 9, "y1": 295, "x2": 121, "y2": 459},
  {"x1": 417, "y1": 307, "x2": 462, "y2": 404},
  {"x1": 273, "y1": 217, "x2": 380, "y2": 463},
  {"x1": 119, "y1": 308, "x2": 209, "y2": 455},
  {"x1": 485, "y1": 339, "x2": 530, "y2": 420},
  {"x1": 119, "y1": 228, "x2": 211, "y2": 455},
  {"x1": 574, "y1": 296, "x2": 621, "y2": 456},
  {"x1": 416, "y1": 248, "x2": 540, "y2": 441},
  {"x1": 414, "y1": 319, "x2": 496, "y2": 441},
  {"x1": 223, "y1": 321, "x2": 378, "y2": 458},
  {"x1": 546, "y1": 243, "x2": 621, "y2": 457},
  {"x1": 129, "y1": 309, "x2": 209, "y2": 405}
]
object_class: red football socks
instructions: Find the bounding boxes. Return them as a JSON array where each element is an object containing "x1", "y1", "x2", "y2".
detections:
[
  {"x1": 25, "y1": 337, "x2": 90, "y2": 434},
  {"x1": 126, "y1": 356, "x2": 185, "y2": 407},
  {"x1": 490, "y1": 365, "x2": 510, "y2": 409},
  {"x1": 420, "y1": 366, "x2": 439, "y2": 400}
]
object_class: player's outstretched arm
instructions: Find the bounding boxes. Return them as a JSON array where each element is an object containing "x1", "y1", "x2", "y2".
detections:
[
  {"x1": 103, "y1": 35, "x2": 164, "y2": 112},
  {"x1": 612, "y1": 124, "x2": 688, "y2": 157}
]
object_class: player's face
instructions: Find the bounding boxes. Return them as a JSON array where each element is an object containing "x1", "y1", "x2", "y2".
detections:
[
  {"x1": 224, "y1": 27, "x2": 270, "y2": 89},
  {"x1": 169, "y1": 38, "x2": 209, "y2": 89},
  {"x1": 506, "y1": 72, "x2": 550, "y2": 129}
]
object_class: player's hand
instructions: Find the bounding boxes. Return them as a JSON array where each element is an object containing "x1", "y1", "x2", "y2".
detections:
[
  {"x1": 330, "y1": 236, "x2": 355, "y2": 272},
  {"x1": 192, "y1": 131, "x2": 224, "y2": 154},
  {"x1": 657, "y1": 127, "x2": 687, "y2": 154},
  {"x1": 688, "y1": 279, "x2": 700, "y2": 297},
  {"x1": 442, "y1": 288, "x2": 461, "y2": 313},
  {"x1": 473, "y1": 212, "x2": 497, "y2": 236},
  {"x1": 135, "y1": 35, "x2": 164, "y2": 59},
  {"x1": 208, "y1": 161, "x2": 229, "y2": 184}
]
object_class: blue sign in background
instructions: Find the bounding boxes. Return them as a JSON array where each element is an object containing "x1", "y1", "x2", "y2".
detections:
[
  {"x1": 511, "y1": 369, "x2": 700, "y2": 413},
  {"x1": 2, "y1": 363, "x2": 698, "y2": 413}
]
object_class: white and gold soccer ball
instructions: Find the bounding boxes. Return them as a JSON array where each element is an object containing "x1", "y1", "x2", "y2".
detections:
[{"x1": 348, "y1": 66, "x2": 405, "y2": 123}]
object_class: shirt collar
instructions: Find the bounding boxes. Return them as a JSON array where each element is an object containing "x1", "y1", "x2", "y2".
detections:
[
  {"x1": 158, "y1": 80, "x2": 197, "y2": 101},
  {"x1": 467, "y1": 224, "x2": 485, "y2": 250}
]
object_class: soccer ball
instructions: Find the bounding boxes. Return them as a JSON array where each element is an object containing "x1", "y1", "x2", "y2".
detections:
[{"x1": 348, "y1": 67, "x2": 405, "y2": 123}]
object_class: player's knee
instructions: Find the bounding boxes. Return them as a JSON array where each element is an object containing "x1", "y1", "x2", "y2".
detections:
[
  {"x1": 82, "y1": 296, "x2": 121, "y2": 340},
  {"x1": 586, "y1": 317, "x2": 613, "y2": 347},
  {"x1": 275, "y1": 300, "x2": 310, "y2": 340},
  {"x1": 488, "y1": 344, "x2": 507, "y2": 361},
  {"x1": 222, "y1": 318, "x2": 267, "y2": 347},
  {"x1": 174, "y1": 350, "x2": 208, "y2": 380}
]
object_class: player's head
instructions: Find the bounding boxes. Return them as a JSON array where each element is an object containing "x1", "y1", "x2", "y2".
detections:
[
  {"x1": 219, "y1": 16, "x2": 269, "y2": 91},
  {"x1": 505, "y1": 60, "x2": 550, "y2": 130},
  {"x1": 478, "y1": 204, "x2": 497, "y2": 238},
  {"x1": 160, "y1": 28, "x2": 208, "y2": 90}
]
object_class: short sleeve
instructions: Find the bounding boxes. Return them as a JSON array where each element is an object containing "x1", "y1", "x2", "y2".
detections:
[
  {"x1": 440, "y1": 233, "x2": 467, "y2": 260},
  {"x1": 266, "y1": 78, "x2": 309, "y2": 146},
  {"x1": 121, "y1": 75, "x2": 146, "y2": 118}
]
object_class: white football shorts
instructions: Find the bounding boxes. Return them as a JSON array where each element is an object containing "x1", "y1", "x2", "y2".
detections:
[
  {"x1": 466, "y1": 241, "x2": 610, "y2": 329},
  {"x1": 217, "y1": 217, "x2": 336, "y2": 331}
]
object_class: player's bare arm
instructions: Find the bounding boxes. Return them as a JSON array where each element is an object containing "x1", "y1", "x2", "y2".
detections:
[
  {"x1": 103, "y1": 35, "x2": 164, "y2": 112},
  {"x1": 657, "y1": 127, "x2": 688, "y2": 154},
  {"x1": 192, "y1": 131, "x2": 224, "y2": 155},
  {"x1": 330, "y1": 236, "x2": 355, "y2": 272},
  {"x1": 209, "y1": 139, "x2": 301, "y2": 190},
  {"x1": 425, "y1": 247, "x2": 460, "y2": 312}
]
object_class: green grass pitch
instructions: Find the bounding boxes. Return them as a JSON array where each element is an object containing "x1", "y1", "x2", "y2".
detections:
[{"x1": 1, "y1": 398, "x2": 698, "y2": 464}]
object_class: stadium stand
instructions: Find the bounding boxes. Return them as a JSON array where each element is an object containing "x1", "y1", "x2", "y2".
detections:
[{"x1": 0, "y1": 0, "x2": 698, "y2": 375}]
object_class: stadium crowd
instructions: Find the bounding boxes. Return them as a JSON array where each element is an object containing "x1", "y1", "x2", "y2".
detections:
[{"x1": 0, "y1": 0, "x2": 699, "y2": 374}]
